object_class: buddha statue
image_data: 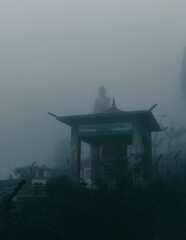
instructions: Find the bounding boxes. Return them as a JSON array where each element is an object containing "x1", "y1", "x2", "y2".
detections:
[{"x1": 93, "y1": 86, "x2": 111, "y2": 113}]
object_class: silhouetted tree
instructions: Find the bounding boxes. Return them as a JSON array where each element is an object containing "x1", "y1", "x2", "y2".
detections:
[
  {"x1": 164, "y1": 120, "x2": 186, "y2": 153},
  {"x1": 13, "y1": 161, "x2": 37, "y2": 182}
]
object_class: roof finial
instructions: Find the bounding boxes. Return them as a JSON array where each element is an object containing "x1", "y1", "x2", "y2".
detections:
[{"x1": 112, "y1": 98, "x2": 116, "y2": 107}]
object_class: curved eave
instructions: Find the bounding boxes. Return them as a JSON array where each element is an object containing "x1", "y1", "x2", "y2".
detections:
[
  {"x1": 56, "y1": 110, "x2": 161, "y2": 132},
  {"x1": 143, "y1": 111, "x2": 162, "y2": 132}
]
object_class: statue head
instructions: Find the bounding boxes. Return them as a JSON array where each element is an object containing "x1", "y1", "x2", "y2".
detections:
[{"x1": 98, "y1": 86, "x2": 106, "y2": 97}]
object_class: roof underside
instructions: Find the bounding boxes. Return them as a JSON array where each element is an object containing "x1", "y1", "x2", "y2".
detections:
[{"x1": 56, "y1": 110, "x2": 161, "y2": 132}]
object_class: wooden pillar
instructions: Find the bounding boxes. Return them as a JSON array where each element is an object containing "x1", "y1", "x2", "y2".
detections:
[
  {"x1": 132, "y1": 122, "x2": 153, "y2": 182},
  {"x1": 143, "y1": 131, "x2": 152, "y2": 181},
  {"x1": 132, "y1": 122, "x2": 143, "y2": 185},
  {"x1": 132, "y1": 123, "x2": 143, "y2": 157},
  {"x1": 91, "y1": 145, "x2": 100, "y2": 183},
  {"x1": 70, "y1": 126, "x2": 81, "y2": 182}
]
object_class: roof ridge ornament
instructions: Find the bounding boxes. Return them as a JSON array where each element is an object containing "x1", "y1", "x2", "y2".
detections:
[{"x1": 149, "y1": 104, "x2": 158, "y2": 111}]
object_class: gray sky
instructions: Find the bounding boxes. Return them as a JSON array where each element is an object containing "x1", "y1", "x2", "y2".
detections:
[{"x1": 0, "y1": 0, "x2": 186, "y2": 178}]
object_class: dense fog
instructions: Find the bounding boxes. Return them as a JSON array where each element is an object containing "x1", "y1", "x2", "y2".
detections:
[{"x1": 0, "y1": 0, "x2": 186, "y2": 178}]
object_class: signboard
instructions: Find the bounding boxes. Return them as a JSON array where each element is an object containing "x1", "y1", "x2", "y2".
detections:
[{"x1": 79, "y1": 122, "x2": 132, "y2": 133}]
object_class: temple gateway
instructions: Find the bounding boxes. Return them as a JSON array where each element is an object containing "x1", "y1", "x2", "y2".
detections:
[{"x1": 49, "y1": 98, "x2": 161, "y2": 183}]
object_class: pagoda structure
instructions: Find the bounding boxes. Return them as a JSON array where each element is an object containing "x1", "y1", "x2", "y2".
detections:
[{"x1": 49, "y1": 99, "x2": 161, "y2": 183}]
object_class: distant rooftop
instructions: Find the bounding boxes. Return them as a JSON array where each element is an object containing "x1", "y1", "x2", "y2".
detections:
[{"x1": 37, "y1": 165, "x2": 51, "y2": 171}]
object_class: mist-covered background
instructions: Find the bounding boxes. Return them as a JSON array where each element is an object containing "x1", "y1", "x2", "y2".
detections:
[{"x1": 0, "y1": 0, "x2": 186, "y2": 178}]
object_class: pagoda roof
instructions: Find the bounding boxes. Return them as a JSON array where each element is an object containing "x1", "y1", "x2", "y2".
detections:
[{"x1": 48, "y1": 104, "x2": 161, "y2": 132}]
